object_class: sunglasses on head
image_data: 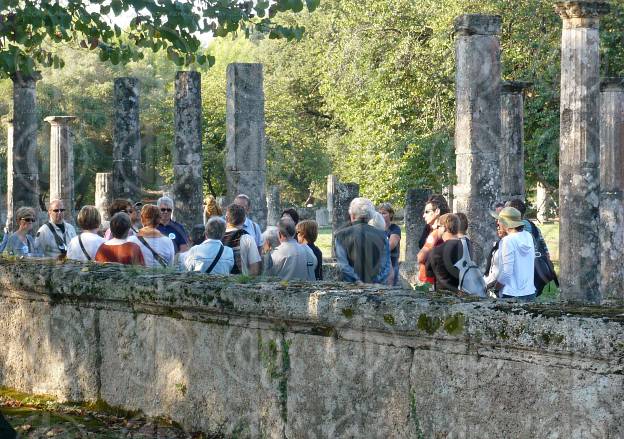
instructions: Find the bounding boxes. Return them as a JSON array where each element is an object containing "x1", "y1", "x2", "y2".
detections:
[
  {"x1": 160, "y1": 208, "x2": 172, "y2": 213},
  {"x1": 52, "y1": 209, "x2": 65, "y2": 213},
  {"x1": 20, "y1": 218, "x2": 35, "y2": 222}
]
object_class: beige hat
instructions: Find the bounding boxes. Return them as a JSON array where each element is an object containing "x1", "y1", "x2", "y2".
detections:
[{"x1": 493, "y1": 206, "x2": 524, "y2": 228}]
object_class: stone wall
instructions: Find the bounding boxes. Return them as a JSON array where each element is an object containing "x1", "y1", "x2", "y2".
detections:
[{"x1": 0, "y1": 259, "x2": 622, "y2": 437}]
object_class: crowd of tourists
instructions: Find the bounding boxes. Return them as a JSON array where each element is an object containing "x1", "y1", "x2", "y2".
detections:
[{"x1": 1, "y1": 191, "x2": 555, "y2": 301}]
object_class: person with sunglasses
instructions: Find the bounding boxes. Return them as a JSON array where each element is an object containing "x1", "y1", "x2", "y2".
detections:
[
  {"x1": 5, "y1": 206, "x2": 37, "y2": 257},
  {"x1": 35, "y1": 199, "x2": 76, "y2": 259},
  {"x1": 104, "y1": 199, "x2": 137, "y2": 240},
  {"x1": 156, "y1": 196, "x2": 189, "y2": 254}
]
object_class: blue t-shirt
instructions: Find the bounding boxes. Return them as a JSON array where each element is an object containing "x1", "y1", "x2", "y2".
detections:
[{"x1": 157, "y1": 221, "x2": 189, "y2": 253}]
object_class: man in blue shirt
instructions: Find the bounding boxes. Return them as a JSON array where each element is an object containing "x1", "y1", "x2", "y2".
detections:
[
  {"x1": 234, "y1": 194, "x2": 264, "y2": 253},
  {"x1": 157, "y1": 196, "x2": 189, "y2": 254}
]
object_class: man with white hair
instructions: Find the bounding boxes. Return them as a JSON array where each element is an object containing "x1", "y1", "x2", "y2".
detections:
[
  {"x1": 156, "y1": 196, "x2": 189, "y2": 254},
  {"x1": 233, "y1": 194, "x2": 264, "y2": 252},
  {"x1": 35, "y1": 199, "x2": 77, "y2": 259},
  {"x1": 334, "y1": 197, "x2": 390, "y2": 284}
]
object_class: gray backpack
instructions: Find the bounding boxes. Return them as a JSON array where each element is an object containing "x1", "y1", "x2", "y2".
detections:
[{"x1": 454, "y1": 238, "x2": 487, "y2": 297}]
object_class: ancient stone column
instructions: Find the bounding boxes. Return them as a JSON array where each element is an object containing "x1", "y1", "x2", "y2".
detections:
[
  {"x1": 500, "y1": 81, "x2": 530, "y2": 202},
  {"x1": 327, "y1": 174, "x2": 338, "y2": 219},
  {"x1": 405, "y1": 188, "x2": 432, "y2": 261},
  {"x1": 113, "y1": 77, "x2": 141, "y2": 202},
  {"x1": 95, "y1": 172, "x2": 113, "y2": 223},
  {"x1": 172, "y1": 71, "x2": 203, "y2": 231},
  {"x1": 555, "y1": 1, "x2": 609, "y2": 302},
  {"x1": 453, "y1": 15, "x2": 502, "y2": 265},
  {"x1": 536, "y1": 182, "x2": 550, "y2": 223},
  {"x1": 331, "y1": 182, "x2": 359, "y2": 258},
  {"x1": 225, "y1": 63, "x2": 267, "y2": 230},
  {"x1": 315, "y1": 208, "x2": 330, "y2": 227},
  {"x1": 8, "y1": 72, "x2": 41, "y2": 231},
  {"x1": 599, "y1": 78, "x2": 624, "y2": 303},
  {"x1": 45, "y1": 116, "x2": 76, "y2": 222},
  {"x1": 266, "y1": 185, "x2": 281, "y2": 228}
]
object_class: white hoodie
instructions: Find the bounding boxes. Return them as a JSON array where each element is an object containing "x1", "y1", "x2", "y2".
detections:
[{"x1": 496, "y1": 230, "x2": 535, "y2": 297}]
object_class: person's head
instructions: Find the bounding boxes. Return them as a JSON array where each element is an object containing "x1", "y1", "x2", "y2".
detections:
[
  {"x1": 368, "y1": 211, "x2": 386, "y2": 231},
  {"x1": 234, "y1": 194, "x2": 251, "y2": 214},
  {"x1": 262, "y1": 227, "x2": 280, "y2": 252},
  {"x1": 494, "y1": 207, "x2": 524, "y2": 233},
  {"x1": 15, "y1": 206, "x2": 36, "y2": 232},
  {"x1": 277, "y1": 217, "x2": 296, "y2": 242},
  {"x1": 48, "y1": 199, "x2": 66, "y2": 224},
  {"x1": 296, "y1": 220, "x2": 318, "y2": 245},
  {"x1": 109, "y1": 212, "x2": 132, "y2": 240},
  {"x1": 437, "y1": 213, "x2": 460, "y2": 239},
  {"x1": 493, "y1": 202, "x2": 505, "y2": 214},
  {"x1": 190, "y1": 224, "x2": 206, "y2": 246},
  {"x1": 423, "y1": 194, "x2": 450, "y2": 226},
  {"x1": 205, "y1": 217, "x2": 226, "y2": 241},
  {"x1": 378, "y1": 203, "x2": 394, "y2": 228},
  {"x1": 77, "y1": 206, "x2": 101, "y2": 231},
  {"x1": 140, "y1": 204, "x2": 161, "y2": 228},
  {"x1": 132, "y1": 201, "x2": 142, "y2": 222},
  {"x1": 281, "y1": 208, "x2": 300, "y2": 225},
  {"x1": 157, "y1": 196, "x2": 174, "y2": 225},
  {"x1": 204, "y1": 195, "x2": 222, "y2": 218},
  {"x1": 348, "y1": 197, "x2": 374, "y2": 223},
  {"x1": 109, "y1": 199, "x2": 133, "y2": 219},
  {"x1": 456, "y1": 212, "x2": 468, "y2": 235},
  {"x1": 225, "y1": 203, "x2": 246, "y2": 227},
  {"x1": 505, "y1": 199, "x2": 527, "y2": 218}
]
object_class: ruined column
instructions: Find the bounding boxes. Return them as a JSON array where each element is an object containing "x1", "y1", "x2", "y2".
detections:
[
  {"x1": 331, "y1": 182, "x2": 359, "y2": 257},
  {"x1": 8, "y1": 72, "x2": 41, "y2": 231},
  {"x1": 405, "y1": 188, "x2": 432, "y2": 261},
  {"x1": 113, "y1": 77, "x2": 141, "y2": 202},
  {"x1": 95, "y1": 172, "x2": 113, "y2": 223},
  {"x1": 500, "y1": 81, "x2": 530, "y2": 202},
  {"x1": 327, "y1": 174, "x2": 338, "y2": 219},
  {"x1": 453, "y1": 15, "x2": 502, "y2": 265},
  {"x1": 172, "y1": 71, "x2": 203, "y2": 231},
  {"x1": 225, "y1": 63, "x2": 267, "y2": 230},
  {"x1": 555, "y1": 1, "x2": 609, "y2": 302},
  {"x1": 536, "y1": 182, "x2": 551, "y2": 223},
  {"x1": 266, "y1": 185, "x2": 281, "y2": 228},
  {"x1": 45, "y1": 116, "x2": 76, "y2": 222},
  {"x1": 599, "y1": 78, "x2": 624, "y2": 303}
]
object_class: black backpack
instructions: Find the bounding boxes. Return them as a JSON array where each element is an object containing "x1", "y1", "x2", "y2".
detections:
[
  {"x1": 527, "y1": 220, "x2": 558, "y2": 296},
  {"x1": 222, "y1": 229, "x2": 249, "y2": 274}
]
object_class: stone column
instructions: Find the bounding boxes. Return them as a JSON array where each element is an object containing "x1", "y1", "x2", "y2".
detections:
[
  {"x1": 327, "y1": 174, "x2": 338, "y2": 219},
  {"x1": 405, "y1": 189, "x2": 432, "y2": 261},
  {"x1": 266, "y1": 185, "x2": 281, "y2": 228},
  {"x1": 453, "y1": 15, "x2": 502, "y2": 265},
  {"x1": 172, "y1": 71, "x2": 203, "y2": 231},
  {"x1": 500, "y1": 81, "x2": 530, "y2": 202},
  {"x1": 45, "y1": 116, "x2": 76, "y2": 222},
  {"x1": 331, "y1": 182, "x2": 359, "y2": 258},
  {"x1": 95, "y1": 172, "x2": 113, "y2": 223},
  {"x1": 555, "y1": 1, "x2": 609, "y2": 302},
  {"x1": 8, "y1": 72, "x2": 41, "y2": 231},
  {"x1": 599, "y1": 78, "x2": 624, "y2": 302},
  {"x1": 225, "y1": 63, "x2": 267, "y2": 230},
  {"x1": 536, "y1": 182, "x2": 550, "y2": 223},
  {"x1": 113, "y1": 77, "x2": 141, "y2": 202}
]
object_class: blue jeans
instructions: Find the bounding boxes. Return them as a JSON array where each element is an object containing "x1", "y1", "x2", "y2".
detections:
[{"x1": 501, "y1": 293, "x2": 536, "y2": 302}]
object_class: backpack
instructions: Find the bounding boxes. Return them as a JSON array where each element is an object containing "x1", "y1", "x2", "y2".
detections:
[
  {"x1": 454, "y1": 238, "x2": 487, "y2": 297},
  {"x1": 222, "y1": 229, "x2": 249, "y2": 274},
  {"x1": 526, "y1": 220, "x2": 558, "y2": 296}
]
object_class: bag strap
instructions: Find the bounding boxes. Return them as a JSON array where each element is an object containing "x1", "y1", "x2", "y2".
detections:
[
  {"x1": 45, "y1": 222, "x2": 67, "y2": 254},
  {"x1": 204, "y1": 243, "x2": 225, "y2": 274},
  {"x1": 137, "y1": 235, "x2": 168, "y2": 268},
  {"x1": 78, "y1": 235, "x2": 91, "y2": 261}
]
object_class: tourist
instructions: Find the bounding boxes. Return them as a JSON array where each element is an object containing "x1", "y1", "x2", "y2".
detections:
[
  {"x1": 233, "y1": 194, "x2": 264, "y2": 252},
  {"x1": 456, "y1": 212, "x2": 468, "y2": 238},
  {"x1": 505, "y1": 199, "x2": 550, "y2": 259},
  {"x1": 484, "y1": 211, "x2": 508, "y2": 297},
  {"x1": 268, "y1": 217, "x2": 316, "y2": 281},
  {"x1": 204, "y1": 195, "x2": 222, "y2": 224},
  {"x1": 4, "y1": 206, "x2": 37, "y2": 257},
  {"x1": 335, "y1": 197, "x2": 390, "y2": 284},
  {"x1": 296, "y1": 219, "x2": 323, "y2": 280},
  {"x1": 128, "y1": 204, "x2": 175, "y2": 268},
  {"x1": 189, "y1": 224, "x2": 206, "y2": 247},
  {"x1": 369, "y1": 211, "x2": 394, "y2": 285},
  {"x1": 35, "y1": 199, "x2": 77, "y2": 259},
  {"x1": 261, "y1": 227, "x2": 280, "y2": 274},
  {"x1": 95, "y1": 212, "x2": 145, "y2": 265},
  {"x1": 223, "y1": 203, "x2": 261, "y2": 275},
  {"x1": 417, "y1": 194, "x2": 450, "y2": 284},
  {"x1": 379, "y1": 203, "x2": 401, "y2": 286},
  {"x1": 157, "y1": 196, "x2": 189, "y2": 254},
  {"x1": 67, "y1": 206, "x2": 105, "y2": 261},
  {"x1": 104, "y1": 199, "x2": 137, "y2": 239},
  {"x1": 183, "y1": 217, "x2": 234, "y2": 275},
  {"x1": 132, "y1": 201, "x2": 144, "y2": 230},
  {"x1": 493, "y1": 207, "x2": 536, "y2": 301},
  {"x1": 281, "y1": 208, "x2": 300, "y2": 225}
]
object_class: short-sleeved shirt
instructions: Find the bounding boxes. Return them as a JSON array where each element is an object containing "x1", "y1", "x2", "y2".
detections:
[
  {"x1": 128, "y1": 235, "x2": 175, "y2": 268},
  {"x1": 386, "y1": 223, "x2": 401, "y2": 261},
  {"x1": 95, "y1": 239, "x2": 145, "y2": 265},
  {"x1": 67, "y1": 232, "x2": 106, "y2": 261},
  {"x1": 4, "y1": 233, "x2": 36, "y2": 257},
  {"x1": 308, "y1": 243, "x2": 323, "y2": 280},
  {"x1": 269, "y1": 239, "x2": 317, "y2": 281},
  {"x1": 224, "y1": 227, "x2": 262, "y2": 275},
  {"x1": 157, "y1": 221, "x2": 189, "y2": 253},
  {"x1": 35, "y1": 221, "x2": 77, "y2": 259},
  {"x1": 243, "y1": 217, "x2": 264, "y2": 248},
  {"x1": 183, "y1": 239, "x2": 235, "y2": 275}
]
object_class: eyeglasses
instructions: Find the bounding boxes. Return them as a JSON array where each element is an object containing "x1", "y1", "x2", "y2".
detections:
[
  {"x1": 51, "y1": 209, "x2": 65, "y2": 213},
  {"x1": 160, "y1": 208, "x2": 173, "y2": 213},
  {"x1": 20, "y1": 218, "x2": 34, "y2": 222}
]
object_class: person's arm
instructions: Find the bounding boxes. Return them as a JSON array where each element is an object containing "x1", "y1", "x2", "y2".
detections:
[
  {"x1": 244, "y1": 235, "x2": 262, "y2": 276},
  {"x1": 388, "y1": 226, "x2": 401, "y2": 252},
  {"x1": 496, "y1": 239, "x2": 514, "y2": 286},
  {"x1": 417, "y1": 231, "x2": 436, "y2": 263},
  {"x1": 335, "y1": 239, "x2": 360, "y2": 282}
]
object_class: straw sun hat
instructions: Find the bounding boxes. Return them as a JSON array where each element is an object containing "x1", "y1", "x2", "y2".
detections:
[{"x1": 490, "y1": 206, "x2": 524, "y2": 228}]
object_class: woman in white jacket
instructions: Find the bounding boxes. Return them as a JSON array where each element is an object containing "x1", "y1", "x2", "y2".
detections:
[{"x1": 493, "y1": 207, "x2": 536, "y2": 301}]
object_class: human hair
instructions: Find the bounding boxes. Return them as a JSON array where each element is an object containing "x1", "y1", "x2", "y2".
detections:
[
  {"x1": 48, "y1": 198, "x2": 63, "y2": 209},
  {"x1": 141, "y1": 204, "x2": 161, "y2": 227},
  {"x1": 426, "y1": 194, "x2": 450, "y2": 215},
  {"x1": 234, "y1": 194, "x2": 251, "y2": 209},
  {"x1": 277, "y1": 217, "x2": 296, "y2": 239},
  {"x1": 204, "y1": 195, "x2": 222, "y2": 218},
  {"x1": 281, "y1": 208, "x2": 300, "y2": 225},
  {"x1": 109, "y1": 198, "x2": 132, "y2": 218},
  {"x1": 157, "y1": 196, "x2": 174, "y2": 209},
  {"x1": 205, "y1": 217, "x2": 226, "y2": 240},
  {"x1": 262, "y1": 227, "x2": 280, "y2": 250},
  {"x1": 378, "y1": 203, "x2": 395, "y2": 220},
  {"x1": 506, "y1": 199, "x2": 526, "y2": 217},
  {"x1": 226, "y1": 203, "x2": 246, "y2": 227},
  {"x1": 109, "y1": 212, "x2": 131, "y2": 239},
  {"x1": 368, "y1": 211, "x2": 386, "y2": 231},
  {"x1": 439, "y1": 213, "x2": 459, "y2": 235},
  {"x1": 456, "y1": 212, "x2": 468, "y2": 234},
  {"x1": 190, "y1": 224, "x2": 206, "y2": 245},
  {"x1": 77, "y1": 206, "x2": 101, "y2": 230},
  {"x1": 15, "y1": 206, "x2": 36, "y2": 225},
  {"x1": 349, "y1": 197, "x2": 374, "y2": 222},
  {"x1": 296, "y1": 220, "x2": 318, "y2": 243}
]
